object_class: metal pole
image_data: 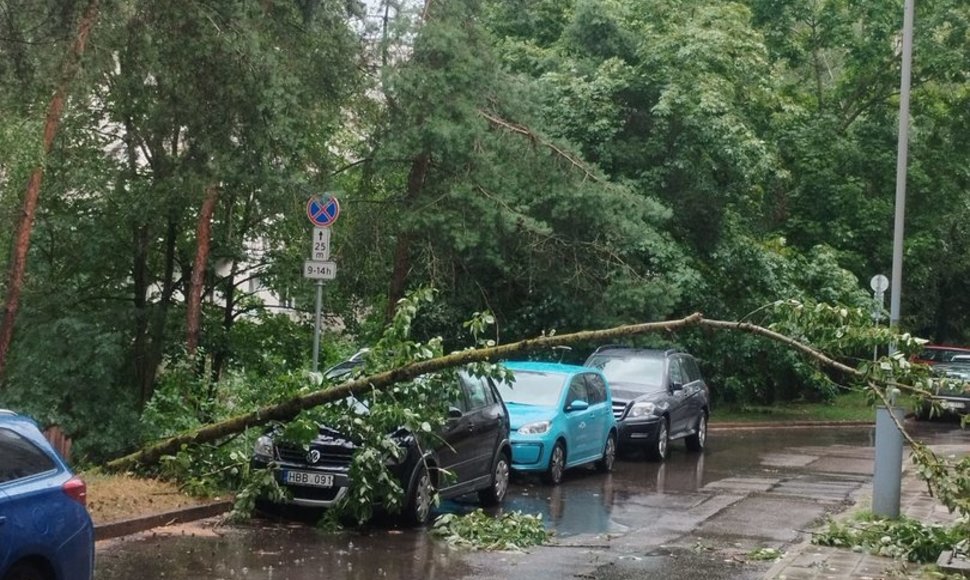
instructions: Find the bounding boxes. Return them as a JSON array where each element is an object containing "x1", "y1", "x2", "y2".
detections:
[
  {"x1": 873, "y1": 402, "x2": 905, "y2": 518},
  {"x1": 312, "y1": 280, "x2": 323, "y2": 372},
  {"x1": 875, "y1": 0, "x2": 915, "y2": 519},
  {"x1": 889, "y1": 0, "x2": 915, "y2": 340}
]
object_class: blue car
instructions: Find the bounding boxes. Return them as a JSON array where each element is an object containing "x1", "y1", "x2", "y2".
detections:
[
  {"x1": 0, "y1": 410, "x2": 94, "y2": 580},
  {"x1": 496, "y1": 362, "x2": 617, "y2": 485}
]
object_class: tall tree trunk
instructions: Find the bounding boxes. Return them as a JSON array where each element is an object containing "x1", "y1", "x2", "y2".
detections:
[
  {"x1": 132, "y1": 221, "x2": 151, "y2": 397},
  {"x1": 186, "y1": 185, "x2": 220, "y2": 358},
  {"x1": 0, "y1": 0, "x2": 101, "y2": 383},
  {"x1": 141, "y1": 212, "x2": 179, "y2": 406},
  {"x1": 385, "y1": 153, "x2": 430, "y2": 322}
]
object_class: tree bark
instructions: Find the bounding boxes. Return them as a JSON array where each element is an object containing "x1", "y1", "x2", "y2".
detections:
[
  {"x1": 385, "y1": 153, "x2": 430, "y2": 322},
  {"x1": 0, "y1": 0, "x2": 101, "y2": 383},
  {"x1": 186, "y1": 185, "x2": 220, "y2": 358},
  {"x1": 140, "y1": 211, "x2": 180, "y2": 406}
]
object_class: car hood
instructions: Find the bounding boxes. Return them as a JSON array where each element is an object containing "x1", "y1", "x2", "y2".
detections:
[
  {"x1": 313, "y1": 425, "x2": 357, "y2": 450},
  {"x1": 609, "y1": 382, "x2": 664, "y2": 404},
  {"x1": 505, "y1": 403, "x2": 557, "y2": 430}
]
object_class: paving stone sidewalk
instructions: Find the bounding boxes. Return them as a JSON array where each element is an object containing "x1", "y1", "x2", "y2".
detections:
[{"x1": 764, "y1": 445, "x2": 966, "y2": 579}]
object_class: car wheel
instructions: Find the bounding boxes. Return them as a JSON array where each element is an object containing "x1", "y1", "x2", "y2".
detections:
[
  {"x1": 404, "y1": 463, "x2": 435, "y2": 526},
  {"x1": 596, "y1": 432, "x2": 617, "y2": 473},
  {"x1": 542, "y1": 441, "x2": 566, "y2": 485},
  {"x1": 647, "y1": 418, "x2": 669, "y2": 462},
  {"x1": 686, "y1": 413, "x2": 707, "y2": 452},
  {"x1": 3, "y1": 562, "x2": 47, "y2": 580},
  {"x1": 478, "y1": 451, "x2": 511, "y2": 506}
]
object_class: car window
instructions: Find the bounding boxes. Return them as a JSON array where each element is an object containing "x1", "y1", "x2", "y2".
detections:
[
  {"x1": 566, "y1": 376, "x2": 588, "y2": 405},
  {"x1": 586, "y1": 354, "x2": 665, "y2": 391},
  {"x1": 495, "y1": 371, "x2": 567, "y2": 406},
  {"x1": 449, "y1": 388, "x2": 468, "y2": 412},
  {"x1": 683, "y1": 356, "x2": 702, "y2": 382},
  {"x1": 0, "y1": 427, "x2": 57, "y2": 483},
  {"x1": 462, "y1": 375, "x2": 491, "y2": 411},
  {"x1": 668, "y1": 358, "x2": 686, "y2": 386},
  {"x1": 584, "y1": 373, "x2": 607, "y2": 404}
]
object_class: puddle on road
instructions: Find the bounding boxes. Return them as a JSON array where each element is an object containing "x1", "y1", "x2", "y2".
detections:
[
  {"x1": 98, "y1": 424, "x2": 970, "y2": 579},
  {"x1": 96, "y1": 521, "x2": 475, "y2": 580}
]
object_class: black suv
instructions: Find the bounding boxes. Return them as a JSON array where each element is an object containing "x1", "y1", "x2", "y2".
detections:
[
  {"x1": 584, "y1": 347, "x2": 710, "y2": 461},
  {"x1": 251, "y1": 371, "x2": 512, "y2": 525}
]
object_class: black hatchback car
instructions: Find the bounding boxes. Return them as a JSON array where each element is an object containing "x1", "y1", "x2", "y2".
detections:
[
  {"x1": 584, "y1": 347, "x2": 710, "y2": 461},
  {"x1": 251, "y1": 371, "x2": 512, "y2": 525}
]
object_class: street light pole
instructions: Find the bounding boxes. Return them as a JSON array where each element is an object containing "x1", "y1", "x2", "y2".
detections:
[
  {"x1": 889, "y1": 0, "x2": 915, "y2": 335},
  {"x1": 875, "y1": 0, "x2": 915, "y2": 520}
]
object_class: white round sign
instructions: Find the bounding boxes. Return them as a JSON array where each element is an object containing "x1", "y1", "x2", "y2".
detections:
[{"x1": 870, "y1": 274, "x2": 889, "y2": 293}]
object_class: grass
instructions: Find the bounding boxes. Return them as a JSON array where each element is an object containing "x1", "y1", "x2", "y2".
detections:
[{"x1": 711, "y1": 390, "x2": 878, "y2": 424}]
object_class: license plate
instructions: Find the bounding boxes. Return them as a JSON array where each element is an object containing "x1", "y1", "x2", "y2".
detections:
[
  {"x1": 941, "y1": 400, "x2": 966, "y2": 411},
  {"x1": 284, "y1": 470, "x2": 335, "y2": 488}
]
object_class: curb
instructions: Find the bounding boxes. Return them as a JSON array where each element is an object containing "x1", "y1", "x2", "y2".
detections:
[
  {"x1": 94, "y1": 500, "x2": 233, "y2": 541},
  {"x1": 709, "y1": 420, "x2": 874, "y2": 431}
]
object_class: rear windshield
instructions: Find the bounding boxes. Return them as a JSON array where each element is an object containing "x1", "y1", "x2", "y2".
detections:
[
  {"x1": 496, "y1": 370, "x2": 566, "y2": 406},
  {"x1": 586, "y1": 354, "x2": 665, "y2": 391},
  {"x1": 921, "y1": 348, "x2": 970, "y2": 363}
]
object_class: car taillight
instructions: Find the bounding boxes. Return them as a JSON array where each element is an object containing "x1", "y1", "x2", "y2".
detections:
[{"x1": 62, "y1": 476, "x2": 87, "y2": 507}]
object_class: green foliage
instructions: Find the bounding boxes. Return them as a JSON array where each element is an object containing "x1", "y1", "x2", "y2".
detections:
[
  {"x1": 813, "y1": 513, "x2": 969, "y2": 563},
  {"x1": 432, "y1": 510, "x2": 551, "y2": 551},
  {"x1": 158, "y1": 443, "x2": 251, "y2": 497},
  {"x1": 910, "y1": 446, "x2": 970, "y2": 521},
  {"x1": 747, "y1": 547, "x2": 784, "y2": 561},
  {"x1": 227, "y1": 467, "x2": 288, "y2": 523}
]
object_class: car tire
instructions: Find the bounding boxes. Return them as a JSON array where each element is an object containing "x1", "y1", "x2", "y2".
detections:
[
  {"x1": 596, "y1": 432, "x2": 617, "y2": 473},
  {"x1": 685, "y1": 413, "x2": 707, "y2": 452},
  {"x1": 3, "y1": 562, "x2": 46, "y2": 580},
  {"x1": 542, "y1": 441, "x2": 566, "y2": 485},
  {"x1": 478, "y1": 451, "x2": 511, "y2": 506},
  {"x1": 404, "y1": 463, "x2": 435, "y2": 526},
  {"x1": 646, "y1": 418, "x2": 669, "y2": 462}
]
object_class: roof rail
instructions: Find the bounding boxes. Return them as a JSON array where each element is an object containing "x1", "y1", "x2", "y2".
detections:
[
  {"x1": 592, "y1": 344, "x2": 631, "y2": 352},
  {"x1": 0, "y1": 409, "x2": 17, "y2": 416}
]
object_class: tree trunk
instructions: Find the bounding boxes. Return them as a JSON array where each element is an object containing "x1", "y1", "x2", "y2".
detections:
[
  {"x1": 140, "y1": 211, "x2": 179, "y2": 406},
  {"x1": 385, "y1": 153, "x2": 430, "y2": 322},
  {"x1": 105, "y1": 313, "x2": 873, "y2": 473},
  {"x1": 186, "y1": 185, "x2": 220, "y2": 358},
  {"x1": 0, "y1": 0, "x2": 101, "y2": 383}
]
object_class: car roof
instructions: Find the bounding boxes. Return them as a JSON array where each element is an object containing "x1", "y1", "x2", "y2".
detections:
[
  {"x1": 588, "y1": 346, "x2": 680, "y2": 357},
  {"x1": 502, "y1": 361, "x2": 593, "y2": 375},
  {"x1": 0, "y1": 409, "x2": 36, "y2": 426},
  {"x1": 923, "y1": 344, "x2": 970, "y2": 351}
]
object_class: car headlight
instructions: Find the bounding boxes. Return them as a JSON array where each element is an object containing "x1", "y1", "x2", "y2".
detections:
[
  {"x1": 253, "y1": 435, "x2": 275, "y2": 460},
  {"x1": 628, "y1": 401, "x2": 657, "y2": 418},
  {"x1": 519, "y1": 421, "x2": 551, "y2": 435}
]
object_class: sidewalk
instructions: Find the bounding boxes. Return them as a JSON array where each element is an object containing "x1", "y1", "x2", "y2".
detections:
[{"x1": 765, "y1": 444, "x2": 967, "y2": 579}]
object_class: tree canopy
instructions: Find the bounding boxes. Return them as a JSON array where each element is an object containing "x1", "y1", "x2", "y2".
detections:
[{"x1": 0, "y1": 0, "x2": 968, "y2": 460}]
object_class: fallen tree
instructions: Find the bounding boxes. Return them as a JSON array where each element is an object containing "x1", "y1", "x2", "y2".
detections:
[{"x1": 108, "y1": 311, "x2": 885, "y2": 471}]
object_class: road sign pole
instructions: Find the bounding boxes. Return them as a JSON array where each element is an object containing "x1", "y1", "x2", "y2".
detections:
[
  {"x1": 304, "y1": 194, "x2": 340, "y2": 372},
  {"x1": 312, "y1": 279, "x2": 323, "y2": 372}
]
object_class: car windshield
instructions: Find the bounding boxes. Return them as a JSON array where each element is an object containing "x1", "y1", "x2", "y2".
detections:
[
  {"x1": 496, "y1": 370, "x2": 566, "y2": 406},
  {"x1": 586, "y1": 354, "x2": 665, "y2": 391}
]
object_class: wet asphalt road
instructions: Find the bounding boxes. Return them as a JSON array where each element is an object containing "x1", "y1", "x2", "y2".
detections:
[{"x1": 95, "y1": 421, "x2": 969, "y2": 580}]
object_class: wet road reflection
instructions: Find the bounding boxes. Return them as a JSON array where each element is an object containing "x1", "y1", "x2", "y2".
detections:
[
  {"x1": 95, "y1": 422, "x2": 968, "y2": 580},
  {"x1": 97, "y1": 521, "x2": 473, "y2": 580}
]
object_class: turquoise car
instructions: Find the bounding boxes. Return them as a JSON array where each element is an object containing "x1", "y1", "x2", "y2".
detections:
[{"x1": 497, "y1": 362, "x2": 618, "y2": 484}]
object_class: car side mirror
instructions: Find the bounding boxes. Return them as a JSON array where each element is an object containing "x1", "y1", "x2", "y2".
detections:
[
  {"x1": 670, "y1": 382, "x2": 684, "y2": 392},
  {"x1": 447, "y1": 407, "x2": 463, "y2": 419},
  {"x1": 566, "y1": 400, "x2": 589, "y2": 412}
]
